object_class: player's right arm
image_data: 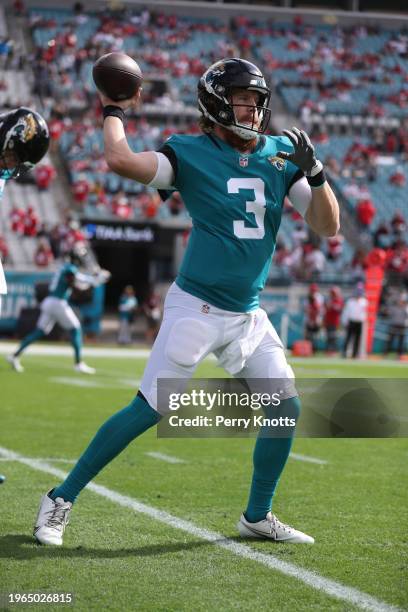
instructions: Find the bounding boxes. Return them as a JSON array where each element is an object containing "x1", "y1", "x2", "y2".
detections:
[{"x1": 100, "y1": 92, "x2": 174, "y2": 187}]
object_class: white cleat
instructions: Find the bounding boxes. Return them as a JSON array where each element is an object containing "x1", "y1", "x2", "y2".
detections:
[
  {"x1": 74, "y1": 361, "x2": 96, "y2": 375},
  {"x1": 237, "y1": 512, "x2": 314, "y2": 544},
  {"x1": 33, "y1": 490, "x2": 72, "y2": 546},
  {"x1": 6, "y1": 354, "x2": 24, "y2": 373}
]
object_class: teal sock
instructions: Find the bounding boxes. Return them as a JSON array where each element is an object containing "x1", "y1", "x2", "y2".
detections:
[
  {"x1": 14, "y1": 328, "x2": 45, "y2": 356},
  {"x1": 69, "y1": 327, "x2": 82, "y2": 364},
  {"x1": 245, "y1": 396, "x2": 301, "y2": 523},
  {"x1": 51, "y1": 393, "x2": 160, "y2": 503}
]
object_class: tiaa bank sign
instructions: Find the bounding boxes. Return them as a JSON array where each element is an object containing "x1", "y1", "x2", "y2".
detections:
[{"x1": 0, "y1": 271, "x2": 53, "y2": 332}]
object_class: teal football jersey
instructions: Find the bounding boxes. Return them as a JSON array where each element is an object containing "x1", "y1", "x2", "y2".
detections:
[
  {"x1": 162, "y1": 133, "x2": 302, "y2": 311},
  {"x1": 49, "y1": 263, "x2": 78, "y2": 300}
]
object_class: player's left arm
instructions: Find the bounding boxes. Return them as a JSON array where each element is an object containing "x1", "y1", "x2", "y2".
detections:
[{"x1": 278, "y1": 127, "x2": 340, "y2": 237}]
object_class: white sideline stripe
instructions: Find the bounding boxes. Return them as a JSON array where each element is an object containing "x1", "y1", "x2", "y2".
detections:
[
  {"x1": 1, "y1": 342, "x2": 408, "y2": 368},
  {"x1": 290, "y1": 453, "x2": 328, "y2": 465},
  {"x1": 0, "y1": 446, "x2": 400, "y2": 612},
  {"x1": 145, "y1": 452, "x2": 186, "y2": 464},
  {"x1": 0, "y1": 343, "x2": 151, "y2": 359}
]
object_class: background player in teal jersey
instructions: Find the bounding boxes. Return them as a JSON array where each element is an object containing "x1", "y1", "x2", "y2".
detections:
[
  {"x1": 0, "y1": 107, "x2": 49, "y2": 312},
  {"x1": 8, "y1": 243, "x2": 110, "y2": 374},
  {"x1": 34, "y1": 59, "x2": 339, "y2": 546}
]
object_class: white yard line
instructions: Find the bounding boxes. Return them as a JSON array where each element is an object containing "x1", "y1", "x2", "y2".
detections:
[
  {"x1": 290, "y1": 453, "x2": 328, "y2": 465},
  {"x1": 48, "y1": 376, "x2": 142, "y2": 389},
  {"x1": 0, "y1": 457, "x2": 76, "y2": 463},
  {"x1": 145, "y1": 452, "x2": 186, "y2": 464},
  {"x1": 0, "y1": 445, "x2": 400, "y2": 612}
]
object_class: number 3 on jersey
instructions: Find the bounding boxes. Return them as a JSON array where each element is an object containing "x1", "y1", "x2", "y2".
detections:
[{"x1": 228, "y1": 177, "x2": 266, "y2": 240}]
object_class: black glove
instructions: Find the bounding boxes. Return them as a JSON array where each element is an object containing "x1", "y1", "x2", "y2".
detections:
[{"x1": 277, "y1": 127, "x2": 322, "y2": 177}]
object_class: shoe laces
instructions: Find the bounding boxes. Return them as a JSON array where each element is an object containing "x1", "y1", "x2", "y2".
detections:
[
  {"x1": 267, "y1": 513, "x2": 293, "y2": 536},
  {"x1": 45, "y1": 500, "x2": 71, "y2": 530}
]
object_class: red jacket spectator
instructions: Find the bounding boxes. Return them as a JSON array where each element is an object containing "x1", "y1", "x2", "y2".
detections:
[
  {"x1": 324, "y1": 288, "x2": 344, "y2": 328},
  {"x1": 389, "y1": 168, "x2": 406, "y2": 187},
  {"x1": 305, "y1": 284, "x2": 324, "y2": 327},
  {"x1": 72, "y1": 177, "x2": 90, "y2": 204},
  {"x1": 49, "y1": 118, "x2": 64, "y2": 142},
  {"x1": 34, "y1": 240, "x2": 54, "y2": 267},
  {"x1": 35, "y1": 164, "x2": 56, "y2": 190},
  {"x1": 387, "y1": 242, "x2": 408, "y2": 274},
  {"x1": 10, "y1": 206, "x2": 25, "y2": 234},
  {"x1": 23, "y1": 207, "x2": 39, "y2": 237},
  {"x1": 356, "y1": 198, "x2": 376, "y2": 226}
]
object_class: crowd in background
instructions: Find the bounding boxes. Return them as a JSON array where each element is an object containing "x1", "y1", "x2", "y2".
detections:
[{"x1": 0, "y1": 2, "x2": 406, "y2": 352}]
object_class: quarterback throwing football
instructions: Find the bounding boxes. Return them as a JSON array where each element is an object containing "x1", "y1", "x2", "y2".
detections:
[{"x1": 34, "y1": 59, "x2": 339, "y2": 546}]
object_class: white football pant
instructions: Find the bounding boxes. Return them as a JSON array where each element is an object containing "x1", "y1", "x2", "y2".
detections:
[
  {"x1": 140, "y1": 283, "x2": 295, "y2": 414},
  {"x1": 37, "y1": 296, "x2": 80, "y2": 334}
]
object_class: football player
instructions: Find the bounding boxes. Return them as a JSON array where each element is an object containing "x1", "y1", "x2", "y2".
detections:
[
  {"x1": 7, "y1": 243, "x2": 110, "y2": 374},
  {"x1": 33, "y1": 58, "x2": 339, "y2": 545},
  {"x1": 0, "y1": 107, "x2": 49, "y2": 313}
]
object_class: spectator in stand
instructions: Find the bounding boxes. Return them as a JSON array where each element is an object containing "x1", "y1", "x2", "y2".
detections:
[
  {"x1": 117, "y1": 285, "x2": 138, "y2": 345},
  {"x1": 327, "y1": 234, "x2": 344, "y2": 261},
  {"x1": 10, "y1": 205, "x2": 25, "y2": 235},
  {"x1": 389, "y1": 166, "x2": 406, "y2": 187},
  {"x1": 341, "y1": 285, "x2": 367, "y2": 359},
  {"x1": 49, "y1": 224, "x2": 63, "y2": 259},
  {"x1": 356, "y1": 197, "x2": 376, "y2": 228},
  {"x1": 349, "y1": 248, "x2": 367, "y2": 282},
  {"x1": 292, "y1": 220, "x2": 308, "y2": 247},
  {"x1": 111, "y1": 190, "x2": 132, "y2": 219},
  {"x1": 143, "y1": 287, "x2": 162, "y2": 344},
  {"x1": 304, "y1": 283, "x2": 324, "y2": 353},
  {"x1": 23, "y1": 206, "x2": 39, "y2": 237},
  {"x1": 141, "y1": 191, "x2": 160, "y2": 219},
  {"x1": 303, "y1": 244, "x2": 326, "y2": 280},
  {"x1": 391, "y1": 211, "x2": 406, "y2": 238},
  {"x1": 61, "y1": 220, "x2": 87, "y2": 256},
  {"x1": 72, "y1": 175, "x2": 90, "y2": 205},
  {"x1": 324, "y1": 286, "x2": 344, "y2": 354},
  {"x1": 273, "y1": 239, "x2": 291, "y2": 268},
  {"x1": 383, "y1": 292, "x2": 408, "y2": 358},
  {"x1": 374, "y1": 223, "x2": 391, "y2": 249},
  {"x1": 386, "y1": 240, "x2": 408, "y2": 283},
  {"x1": 34, "y1": 238, "x2": 54, "y2": 267},
  {"x1": 48, "y1": 116, "x2": 64, "y2": 152},
  {"x1": 324, "y1": 156, "x2": 340, "y2": 178},
  {"x1": 35, "y1": 162, "x2": 56, "y2": 191},
  {"x1": 0, "y1": 235, "x2": 9, "y2": 263}
]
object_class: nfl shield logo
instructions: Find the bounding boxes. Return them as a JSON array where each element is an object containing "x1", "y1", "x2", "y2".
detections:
[
  {"x1": 239, "y1": 156, "x2": 248, "y2": 168},
  {"x1": 201, "y1": 304, "x2": 210, "y2": 314}
]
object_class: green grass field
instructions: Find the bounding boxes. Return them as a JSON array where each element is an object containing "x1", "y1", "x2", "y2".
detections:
[{"x1": 0, "y1": 344, "x2": 407, "y2": 611}]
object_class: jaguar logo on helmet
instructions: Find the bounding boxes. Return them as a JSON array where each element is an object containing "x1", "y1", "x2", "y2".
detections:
[
  {"x1": 0, "y1": 107, "x2": 49, "y2": 179},
  {"x1": 21, "y1": 114, "x2": 37, "y2": 142}
]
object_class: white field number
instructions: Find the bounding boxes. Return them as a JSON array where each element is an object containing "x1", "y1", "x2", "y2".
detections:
[{"x1": 228, "y1": 177, "x2": 266, "y2": 239}]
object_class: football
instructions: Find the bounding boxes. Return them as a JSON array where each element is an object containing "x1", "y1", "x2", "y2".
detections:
[{"x1": 92, "y1": 52, "x2": 143, "y2": 102}]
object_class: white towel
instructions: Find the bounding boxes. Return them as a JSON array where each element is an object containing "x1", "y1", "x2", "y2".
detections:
[{"x1": 216, "y1": 309, "x2": 269, "y2": 375}]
